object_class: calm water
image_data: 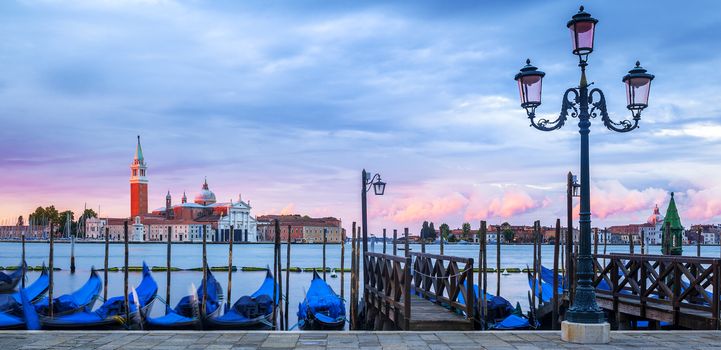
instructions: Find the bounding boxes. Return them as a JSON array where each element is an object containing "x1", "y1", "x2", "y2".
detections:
[{"x1": 2, "y1": 242, "x2": 720, "y2": 327}]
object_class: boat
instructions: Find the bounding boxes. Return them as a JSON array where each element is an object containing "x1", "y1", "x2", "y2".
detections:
[
  {"x1": 0, "y1": 288, "x2": 41, "y2": 330},
  {"x1": 501, "y1": 269, "x2": 510, "y2": 276},
  {"x1": 145, "y1": 269, "x2": 223, "y2": 330},
  {"x1": 458, "y1": 283, "x2": 532, "y2": 329},
  {"x1": 297, "y1": 270, "x2": 345, "y2": 330},
  {"x1": 330, "y1": 269, "x2": 338, "y2": 279},
  {"x1": 0, "y1": 262, "x2": 26, "y2": 293},
  {"x1": 205, "y1": 270, "x2": 278, "y2": 330},
  {"x1": 34, "y1": 268, "x2": 102, "y2": 316},
  {"x1": 0, "y1": 265, "x2": 49, "y2": 315},
  {"x1": 41, "y1": 263, "x2": 157, "y2": 330}
]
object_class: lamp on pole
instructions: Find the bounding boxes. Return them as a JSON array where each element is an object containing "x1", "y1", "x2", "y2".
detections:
[
  {"x1": 361, "y1": 169, "x2": 385, "y2": 272},
  {"x1": 514, "y1": 6, "x2": 654, "y2": 336}
]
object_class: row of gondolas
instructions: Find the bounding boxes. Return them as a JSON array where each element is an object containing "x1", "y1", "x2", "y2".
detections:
[{"x1": 0, "y1": 262, "x2": 346, "y2": 330}]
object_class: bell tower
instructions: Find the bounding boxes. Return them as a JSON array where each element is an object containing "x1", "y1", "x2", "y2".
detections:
[{"x1": 130, "y1": 135, "x2": 148, "y2": 218}]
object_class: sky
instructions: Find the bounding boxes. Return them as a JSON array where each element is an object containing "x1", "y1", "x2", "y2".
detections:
[{"x1": 2, "y1": 0, "x2": 721, "y2": 234}]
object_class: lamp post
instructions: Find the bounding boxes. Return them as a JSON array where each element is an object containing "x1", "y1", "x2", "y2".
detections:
[
  {"x1": 361, "y1": 169, "x2": 385, "y2": 276},
  {"x1": 514, "y1": 6, "x2": 654, "y2": 341}
]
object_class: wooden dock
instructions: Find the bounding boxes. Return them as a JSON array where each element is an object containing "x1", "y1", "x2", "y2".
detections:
[{"x1": 363, "y1": 251, "x2": 475, "y2": 331}]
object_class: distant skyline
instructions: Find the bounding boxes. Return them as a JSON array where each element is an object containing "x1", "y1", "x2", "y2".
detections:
[{"x1": 2, "y1": 0, "x2": 721, "y2": 232}]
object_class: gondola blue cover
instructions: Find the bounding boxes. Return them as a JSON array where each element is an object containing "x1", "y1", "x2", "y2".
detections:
[
  {"x1": 297, "y1": 271, "x2": 345, "y2": 329},
  {"x1": 493, "y1": 314, "x2": 530, "y2": 330},
  {"x1": 43, "y1": 262, "x2": 157, "y2": 328},
  {"x1": 0, "y1": 262, "x2": 26, "y2": 292},
  {"x1": 206, "y1": 270, "x2": 278, "y2": 328},
  {"x1": 0, "y1": 267, "x2": 49, "y2": 315},
  {"x1": 145, "y1": 269, "x2": 222, "y2": 328},
  {"x1": 35, "y1": 269, "x2": 102, "y2": 315}
]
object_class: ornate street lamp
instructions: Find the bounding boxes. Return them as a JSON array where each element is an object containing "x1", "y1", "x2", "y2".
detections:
[
  {"x1": 514, "y1": 6, "x2": 654, "y2": 339},
  {"x1": 361, "y1": 169, "x2": 385, "y2": 259}
]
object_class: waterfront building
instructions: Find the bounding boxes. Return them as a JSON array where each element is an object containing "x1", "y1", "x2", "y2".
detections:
[{"x1": 256, "y1": 214, "x2": 343, "y2": 243}]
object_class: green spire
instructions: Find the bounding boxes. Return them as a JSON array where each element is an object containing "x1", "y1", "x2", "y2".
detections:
[
  {"x1": 135, "y1": 135, "x2": 144, "y2": 161},
  {"x1": 661, "y1": 192, "x2": 683, "y2": 255}
]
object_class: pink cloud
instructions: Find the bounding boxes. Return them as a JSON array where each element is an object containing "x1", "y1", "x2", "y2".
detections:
[
  {"x1": 464, "y1": 188, "x2": 539, "y2": 221},
  {"x1": 588, "y1": 181, "x2": 667, "y2": 219},
  {"x1": 373, "y1": 192, "x2": 469, "y2": 224},
  {"x1": 680, "y1": 188, "x2": 721, "y2": 221}
]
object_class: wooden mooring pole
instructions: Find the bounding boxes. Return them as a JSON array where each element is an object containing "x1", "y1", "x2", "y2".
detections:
[
  {"x1": 21, "y1": 231, "x2": 25, "y2": 288},
  {"x1": 404, "y1": 228, "x2": 409, "y2": 258},
  {"x1": 479, "y1": 221, "x2": 487, "y2": 328},
  {"x1": 123, "y1": 220, "x2": 129, "y2": 325},
  {"x1": 70, "y1": 234, "x2": 76, "y2": 274},
  {"x1": 641, "y1": 229, "x2": 646, "y2": 254},
  {"x1": 531, "y1": 222, "x2": 537, "y2": 312},
  {"x1": 698, "y1": 227, "x2": 702, "y2": 257},
  {"x1": 350, "y1": 222, "x2": 356, "y2": 330},
  {"x1": 202, "y1": 224, "x2": 208, "y2": 316},
  {"x1": 271, "y1": 220, "x2": 279, "y2": 330},
  {"x1": 227, "y1": 224, "x2": 234, "y2": 311},
  {"x1": 355, "y1": 225, "x2": 361, "y2": 328},
  {"x1": 48, "y1": 222, "x2": 55, "y2": 318},
  {"x1": 166, "y1": 226, "x2": 172, "y2": 314},
  {"x1": 104, "y1": 227, "x2": 109, "y2": 302},
  {"x1": 323, "y1": 228, "x2": 327, "y2": 281},
  {"x1": 285, "y1": 224, "x2": 291, "y2": 331},
  {"x1": 629, "y1": 233, "x2": 635, "y2": 254},
  {"x1": 440, "y1": 226, "x2": 445, "y2": 255},
  {"x1": 496, "y1": 225, "x2": 501, "y2": 296},
  {"x1": 421, "y1": 231, "x2": 426, "y2": 253},
  {"x1": 393, "y1": 229, "x2": 398, "y2": 256},
  {"x1": 277, "y1": 225, "x2": 284, "y2": 330},
  {"x1": 382, "y1": 228, "x2": 387, "y2": 254},
  {"x1": 536, "y1": 221, "x2": 542, "y2": 309},
  {"x1": 553, "y1": 218, "x2": 560, "y2": 330},
  {"x1": 340, "y1": 227, "x2": 345, "y2": 301}
]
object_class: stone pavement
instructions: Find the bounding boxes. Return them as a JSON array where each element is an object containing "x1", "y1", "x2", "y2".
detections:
[{"x1": 1, "y1": 331, "x2": 720, "y2": 349}]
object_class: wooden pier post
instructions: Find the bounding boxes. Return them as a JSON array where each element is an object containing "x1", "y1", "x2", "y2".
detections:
[
  {"x1": 285, "y1": 224, "x2": 291, "y2": 331},
  {"x1": 123, "y1": 220, "x2": 129, "y2": 325},
  {"x1": 323, "y1": 228, "x2": 327, "y2": 281},
  {"x1": 382, "y1": 228, "x2": 387, "y2": 254},
  {"x1": 227, "y1": 224, "x2": 234, "y2": 311},
  {"x1": 202, "y1": 224, "x2": 208, "y2": 316},
  {"x1": 479, "y1": 221, "x2": 487, "y2": 328},
  {"x1": 698, "y1": 227, "x2": 702, "y2": 257},
  {"x1": 104, "y1": 227, "x2": 109, "y2": 302},
  {"x1": 536, "y1": 221, "x2": 542, "y2": 309},
  {"x1": 271, "y1": 220, "x2": 279, "y2": 330},
  {"x1": 553, "y1": 218, "x2": 560, "y2": 330},
  {"x1": 166, "y1": 226, "x2": 172, "y2": 314},
  {"x1": 70, "y1": 234, "x2": 76, "y2": 274},
  {"x1": 496, "y1": 225, "x2": 501, "y2": 296},
  {"x1": 393, "y1": 229, "x2": 398, "y2": 256},
  {"x1": 350, "y1": 222, "x2": 356, "y2": 330},
  {"x1": 404, "y1": 227, "x2": 409, "y2": 258},
  {"x1": 629, "y1": 233, "x2": 635, "y2": 254},
  {"x1": 341, "y1": 227, "x2": 345, "y2": 301},
  {"x1": 21, "y1": 232, "x2": 25, "y2": 288},
  {"x1": 277, "y1": 224, "x2": 284, "y2": 330},
  {"x1": 594, "y1": 227, "x2": 599, "y2": 257},
  {"x1": 440, "y1": 226, "x2": 445, "y2": 255},
  {"x1": 421, "y1": 232, "x2": 426, "y2": 253},
  {"x1": 48, "y1": 222, "x2": 54, "y2": 318},
  {"x1": 531, "y1": 222, "x2": 537, "y2": 311},
  {"x1": 640, "y1": 229, "x2": 645, "y2": 254}
]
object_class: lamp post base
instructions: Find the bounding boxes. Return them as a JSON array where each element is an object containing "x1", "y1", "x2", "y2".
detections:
[{"x1": 561, "y1": 320, "x2": 610, "y2": 344}]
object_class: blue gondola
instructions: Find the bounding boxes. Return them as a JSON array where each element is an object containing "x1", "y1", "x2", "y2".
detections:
[
  {"x1": 297, "y1": 270, "x2": 345, "y2": 330},
  {"x1": 205, "y1": 270, "x2": 278, "y2": 330},
  {"x1": 35, "y1": 269, "x2": 102, "y2": 316},
  {"x1": 458, "y1": 283, "x2": 533, "y2": 330},
  {"x1": 0, "y1": 288, "x2": 41, "y2": 330},
  {"x1": 0, "y1": 262, "x2": 26, "y2": 293},
  {"x1": 145, "y1": 269, "x2": 223, "y2": 330},
  {"x1": 42, "y1": 263, "x2": 157, "y2": 329},
  {"x1": 0, "y1": 265, "x2": 49, "y2": 315}
]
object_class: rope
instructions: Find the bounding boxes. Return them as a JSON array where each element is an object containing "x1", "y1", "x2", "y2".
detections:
[{"x1": 412, "y1": 267, "x2": 472, "y2": 280}]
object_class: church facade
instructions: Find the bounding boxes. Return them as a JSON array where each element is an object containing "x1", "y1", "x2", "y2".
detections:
[{"x1": 86, "y1": 136, "x2": 258, "y2": 242}]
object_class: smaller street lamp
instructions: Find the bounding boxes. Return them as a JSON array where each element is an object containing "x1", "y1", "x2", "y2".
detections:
[{"x1": 623, "y1": 62, "x2": 655, "y2": 117}]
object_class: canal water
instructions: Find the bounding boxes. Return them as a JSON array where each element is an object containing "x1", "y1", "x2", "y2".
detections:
[{"x1": 1, "y1": 242, "x2": 719, "y2": 328}]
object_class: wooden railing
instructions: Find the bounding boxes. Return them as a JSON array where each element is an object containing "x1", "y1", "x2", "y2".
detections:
[
  {"x1": 410, "y1": 252, "x2": 475, "y2": 319},
  {"x1": 364, "y1": 252, "x2": 412, "y2": 330},
  {"x1": 593, "y1": 253, "x2": 721, "y2": 328}
]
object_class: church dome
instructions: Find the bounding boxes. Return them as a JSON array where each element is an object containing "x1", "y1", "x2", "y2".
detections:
[
  {"x1": 194, "y1": 178, "x2": 216, "y2": 205},
  {"x1": 647, "y1": 204, "x2": 664, "y2": 225}
]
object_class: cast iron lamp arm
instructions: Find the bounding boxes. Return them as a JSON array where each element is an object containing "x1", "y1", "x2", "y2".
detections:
[
  {"x1": 364, "y1": 173, "x2": 382, "y2": 192},
  {"x1": 589, "y1": 88, "x2": 640, "y2": 133},
  {"x1": 527, "y1": 88, "x2": 579, "y2": 132}
]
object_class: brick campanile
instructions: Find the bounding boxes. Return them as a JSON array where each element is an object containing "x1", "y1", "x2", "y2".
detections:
[{"x1": 130, "y1": 135, "x2": 148, "y2": 218}]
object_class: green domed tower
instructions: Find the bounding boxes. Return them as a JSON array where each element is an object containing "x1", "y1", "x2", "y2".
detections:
[{"x1": 661, "y1": 192, "x2": 683, "y2": 256}]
